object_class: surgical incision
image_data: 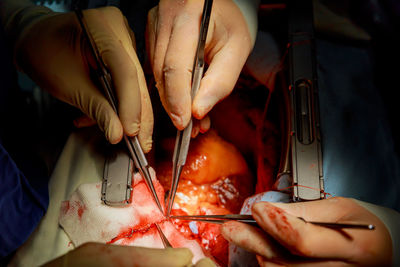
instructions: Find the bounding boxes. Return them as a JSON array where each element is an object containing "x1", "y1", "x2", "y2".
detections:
[{"x1": 60, "y1": 79, "x2": 281, "y2": 267}]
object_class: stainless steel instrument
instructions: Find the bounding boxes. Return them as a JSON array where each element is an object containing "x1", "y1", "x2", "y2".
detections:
[
  {"x1": 75, "y1": 9, "x2": 163, "y2": 212},
  {"x1": 170, "y1": 214, "x2": 376, "y2": 230},
  {"x1": 287, "y1": 0, "x2": 324, "y2": 201},
  {"x1": 166, "y1": 0, "x2": 213, "y2": 217}
]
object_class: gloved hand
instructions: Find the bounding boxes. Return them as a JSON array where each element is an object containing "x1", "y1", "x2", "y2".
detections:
[
  {"x1": 13, "y1": 5, "x2": 153, "y2": 150},
  {"x1": 221, "y1": 198, "x2": 393, "y2": 266},
  {"x1": 146, "y1": 0, "x2": 257, "y2": 135},
  {"x1": 42, "y1": 242, "x2": 216, "y2": 267}
]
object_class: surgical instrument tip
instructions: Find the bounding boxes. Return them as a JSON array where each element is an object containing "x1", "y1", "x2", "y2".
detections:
[
  {"x1": 140, "y1": 163, "x2": 164, "y2": 214},
  {"x1": 76, "y1": 8, "x2": 162, "y2": 212},
  {"x1": 155, "y1": 223, "x2": 172, "y2": 248},
  {"x1": 166, "y1": 0, "x2": 213, "y2": 218},
  {"x1": 167, "y1": 141, "x2": 187, "y2": 217}
]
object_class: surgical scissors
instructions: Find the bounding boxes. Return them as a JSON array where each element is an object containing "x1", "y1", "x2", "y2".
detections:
[
  {"x1": 166, "y1": 0, "x2": 213, "y2": 217},
  {"x1": 170, "y1": 214, "x2": 376, "y2": 230},
  {"x1": 75, "y1": 9, "x2": 163, "y2": 213}
]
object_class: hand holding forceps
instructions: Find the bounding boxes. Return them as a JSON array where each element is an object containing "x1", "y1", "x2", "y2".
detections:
[
  {"x1": 75, "y1": 9, "x2": 163, "y2": 213},
  {"x1": 166, "y1": 0, "x2": 213, "y2": 217}
]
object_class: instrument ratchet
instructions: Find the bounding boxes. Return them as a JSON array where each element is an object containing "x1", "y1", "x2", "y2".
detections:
[
  {"x1": 75, "y1": 9, "x2": 163, "y2": 213},
  {"x1": 166, "y1": 0, "x2": 213, "y2": 217}
]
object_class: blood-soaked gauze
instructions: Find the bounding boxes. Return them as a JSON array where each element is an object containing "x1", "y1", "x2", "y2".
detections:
[{"x1": 58, "y1": 168, "x2": 205, "y2": 263}]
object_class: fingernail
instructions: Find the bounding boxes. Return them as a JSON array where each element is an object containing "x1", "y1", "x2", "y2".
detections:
[
  {"x1": 199, "y1": 117, "x2": 211, "y2": 133},
  {"x1": 193, "y1": 96, "x2": 217, "y2": 119},
  {"x1": 169, "y1": 112, "x2": 184, "y2": 130},
  {"x1": 142, "y1": 139, "x2": 153, "y2": 153},
  {"x1": 107, "y1": 122, "x2": 123, "y2": 144},
  {"x1": 191, "y1": 124, "x2": 200, "y2": 138},
  {"x1": 126, "y1": 122, "x2": 140, "y2": 136}
]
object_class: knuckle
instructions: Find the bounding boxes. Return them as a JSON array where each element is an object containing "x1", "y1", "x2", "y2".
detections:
[{"x1": 162, "y1": 65, "x2": 192, "y2": 80}]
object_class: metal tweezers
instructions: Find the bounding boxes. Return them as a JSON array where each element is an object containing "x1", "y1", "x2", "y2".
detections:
[
  {"x1": 75, "y1": 9, "x2": 163, "y2": 213},
  {"x1": 166, "y1": 0, "x2": 213, "y2": 217},
  {"x1": 170, "y1": 214, "x2": 376, "y2": 230},
  {"x1": 155, "y1": 223, "x2": 172, "y2": 248}
]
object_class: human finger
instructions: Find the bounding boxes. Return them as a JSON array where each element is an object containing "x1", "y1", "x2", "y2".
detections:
[
  {"x1": 256, "y1": 255, "x2": 285, "y2": 267},
  {"x1": 251, "y1": 201, "x2": 390, "y2": 262},
  {"x1": 86, "y1": 8, "x2": 153, "y2": 151},
  {"x1": 220, "y1": 221, "x2": 283, "y2": 259},
  {"x1": 15, "y1": 12, "x2": 124, "y2": 144},
  {"x1": 192, "y1": 35, "x2": 251, "y2": 119},
  {"x1": 122, "y1": 12, "x2": 153, "y2": 152},
  {"x1": 221, "y1": 221, "x2": 352, "y2": 267},
  {"x1": 44, "y1": 243, "x2": 195, "y2": 267},
  {"x1": 74, "y1": 78, "x2": 123, "y2": 144},
  {"x1": 199, "y1": 116, "x2": 211, "y2": 133},
  {"x1": 194, "y1": 257, "x2": 217, "y2": 267},
  {"x1": 85, "y1": 8, "x2": 141, "y2": 134},
  {"x1": 161, "y1": 5, "x2": 202, "y2": 129},
  {"x1": 192, "y1": 120, "x2": 201, "y2": 138},
  {"x1": 256, "y1": 255, "x2": 352, "y2": 267},
  {"x1": 146, "y1": 6, "x2": 158, "y2": 69},
  {"x1": 147, "y1": 3, "x2": 174, "y2": 116}
]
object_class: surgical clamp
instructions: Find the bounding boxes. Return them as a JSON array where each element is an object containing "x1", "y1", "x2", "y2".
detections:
[
  {"x1": 166, "y1": 0, "x2": 213, "y2": 217},
  {"x1": 75, "y1": 9, "x2": 163, "y2": 213}
]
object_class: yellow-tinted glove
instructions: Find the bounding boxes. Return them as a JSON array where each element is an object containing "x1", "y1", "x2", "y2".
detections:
[
  {"x1": 2, "y1": 1, "x2": 152, "y2": 150},
  {"x1": 43, "y1": 243, "x2": 216, "y2": 267}
]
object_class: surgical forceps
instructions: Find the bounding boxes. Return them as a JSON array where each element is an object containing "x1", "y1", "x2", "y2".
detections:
[
  {"x1": 170, "y1": 214, "x2": 376, "y2": 230},
  {"x1": 75, "y1": 9, "x2": 163, "y2": 213},
  {"x1": 166, "y1": 0, "x2": 213, "y2": 217},
  {"x1": 155, "y1": 223, "x2": 172, "y2": 248}
]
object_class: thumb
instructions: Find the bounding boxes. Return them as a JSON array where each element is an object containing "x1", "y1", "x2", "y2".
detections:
[
  {"x1": 194, "y1": 257, "x2": 216, "y2": 267},
  {"x1": 79, "y1": 91, "x2": 123, "y2": 144}
]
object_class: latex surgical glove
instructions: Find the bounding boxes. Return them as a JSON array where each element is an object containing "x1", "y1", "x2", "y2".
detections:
[
  {"x1": 42, "y1": 242, "x2": 216, "y2": 267},
  {"x1": 146, "y1": 0, "x2": 259, "y2": 134},
  {"x1": 3, "y1": 2, "x2": 152, "y2": 150},
  {"x1": 221, "y1": 198, "x2": 393, "y2": 266}
]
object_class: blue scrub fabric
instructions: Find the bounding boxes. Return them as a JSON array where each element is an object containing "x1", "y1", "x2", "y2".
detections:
[
  {"x1": 229, "y1": 37, "x2": 400, "y2": 267},
  {"x1": 0, "y1": 141, "x2": 49, "y2": 260},
  {"x1": 318, "y1": 39, "x2": 400, "y2": 211},
  {"x1": 0, "y1": 25, "x2": 49, "y2": 263}
]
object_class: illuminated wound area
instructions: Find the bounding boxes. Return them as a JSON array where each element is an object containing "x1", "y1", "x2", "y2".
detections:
[
  {"x1": 157, "y1": 130, "x2": 254, "y2": 215},
  {"x1": 58, "y1": 168, "x2": 206, "y2": 263},
  {"x1": 59, "y1": 130, "x2": 255, "y2": 266},
  {"x1": 156, "y1": 130, "x2": 254, "y2": 266}
]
